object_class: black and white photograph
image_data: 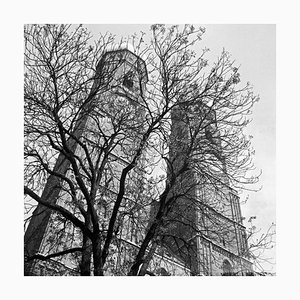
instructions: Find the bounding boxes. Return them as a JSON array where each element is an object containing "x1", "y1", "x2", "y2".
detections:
[
  {"x1": 24, "y1": 24, "x2": 275, "y2": 277},
  {"x1": 2, "y1": 1, "x2": 300, "y2": 299}
]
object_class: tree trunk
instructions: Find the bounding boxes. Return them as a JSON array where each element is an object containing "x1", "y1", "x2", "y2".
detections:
[
  {"x1": 138, "y1": 240, "x2": 159, "y2": 276},
  {"x1": 80, "y1": 235, "x2": 92, "y2": 276},
  {"x1": 93, "y1": 236, "x2": 104, "y2": 276},
  {"x1": 128, "y1": 221, "x2": 159, "y2": 275}
]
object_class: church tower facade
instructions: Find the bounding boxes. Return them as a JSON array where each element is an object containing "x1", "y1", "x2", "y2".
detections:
[
  {"x1": 25, "y1": 47, "x2": 252, "y2": 276},
  {"x1": 24, "y1": 48, "x2": 149, "y2": 275},
  {"x1": 156, "y1": 101, "x2": 253, "y2": 276}
]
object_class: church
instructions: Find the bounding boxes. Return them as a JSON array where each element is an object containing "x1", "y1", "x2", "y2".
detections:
[{"x1": 24, "y1": 48, "x2": 253, "y2": 276}]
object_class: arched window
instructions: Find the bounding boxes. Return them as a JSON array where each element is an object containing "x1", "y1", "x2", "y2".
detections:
[
  {"x1": 156, "y1": 267, "x2": 171, "y2": 276},
  {"x1": 222, "y1": 259, "x2": 233, "y2": 276},
  {"x1": 123, "y1": 71, "x2": 134, "y2": 90}
]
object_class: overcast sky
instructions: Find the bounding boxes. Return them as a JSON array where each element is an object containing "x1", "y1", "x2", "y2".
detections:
[
  {"x1": 199, "y1": 25, "x2": 276, "y2": 272},
  {"x1": 85, "y1": 24, "x2": 276, "y2": 272}
]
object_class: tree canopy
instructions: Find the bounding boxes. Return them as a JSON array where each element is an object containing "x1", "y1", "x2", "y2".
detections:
[{"x1": 24, "y1": 24, "x2": 265, "y2": 276}]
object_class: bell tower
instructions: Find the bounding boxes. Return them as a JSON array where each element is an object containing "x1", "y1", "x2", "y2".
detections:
[
  {"x1": 160, "y1": 101, "x2": 253, "y2": 275},
  {"x1": 24, "y1": 48, "x2": 148, "y2": 275}
]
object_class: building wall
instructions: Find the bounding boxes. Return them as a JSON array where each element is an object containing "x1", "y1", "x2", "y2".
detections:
[
  {"x1": 25, "y1": 48, "x2": 252, "y2": 276},
  {"x1": 160, "y1": 99, "x2": 253, "y2": 276},
  {"x1": 26, "y1": 49, "x2": 150, "y2": 275}
]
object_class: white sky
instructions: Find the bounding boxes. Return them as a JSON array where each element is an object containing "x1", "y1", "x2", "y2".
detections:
[{"x1": 85, "y1": 24, "x2": 276, "y2": 272}]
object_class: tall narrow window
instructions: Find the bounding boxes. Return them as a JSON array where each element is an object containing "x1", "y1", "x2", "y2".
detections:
[
  {"x1": 222, "y1": 259, "x2": 233, "y2": 276},
  {"x1": 123, "y1": 71, "x2": 134, "y2": 90}
]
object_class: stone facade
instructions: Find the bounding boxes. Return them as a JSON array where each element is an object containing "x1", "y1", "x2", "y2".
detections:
[{"x1": 25, "y1": 48, "x2": 252, "y2": 276}]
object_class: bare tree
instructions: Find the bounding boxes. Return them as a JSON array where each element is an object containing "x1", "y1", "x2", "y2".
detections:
[
  {"x1": 24, "y1": 24, "x2": 264, "y2": 276},
  {"x1": 126, "y1": 24, "x2": 260, "y2": 276},
  {"x1": 244, "y1": 218, "x2": 276, "y2": 275}
]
